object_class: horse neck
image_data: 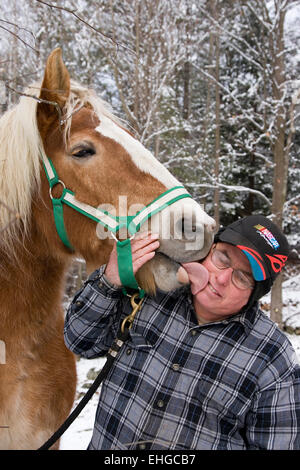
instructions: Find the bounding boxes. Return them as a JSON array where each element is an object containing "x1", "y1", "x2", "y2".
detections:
[{"x1": 0, "y1": 238, "x2": 69, "y2": 332}]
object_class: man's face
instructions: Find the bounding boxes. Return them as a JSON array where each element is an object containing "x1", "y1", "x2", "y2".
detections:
[{"x1": 193, "y1": 242, "x2": 254, "y2": 323}]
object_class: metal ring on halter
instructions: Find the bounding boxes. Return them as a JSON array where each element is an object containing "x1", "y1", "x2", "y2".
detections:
[
  {"x1": 49, "y1": 180, "x2": 66, "y2": 200},
  {"x1": 110, "y1": 232, "x2": 119, "y2": 242}
]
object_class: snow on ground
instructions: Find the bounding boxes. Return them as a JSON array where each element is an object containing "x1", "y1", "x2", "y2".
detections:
[
  {"x1": 60, "y1": 357, "x2": 106, "y2": 450},
  {"x1": 259, "y1": 272, "x2": 300, "y2": 362},
  {"x1": 60, "y1": 274, "x2": 300, "y2": 450}
]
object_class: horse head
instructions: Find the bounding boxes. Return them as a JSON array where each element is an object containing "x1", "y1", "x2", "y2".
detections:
[{"x1": 9, "y1": 48, "x2": 216, "y2": 293}]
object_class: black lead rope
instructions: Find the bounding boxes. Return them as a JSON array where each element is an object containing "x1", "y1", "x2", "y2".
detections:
[{"x1": 37, "y1": 327, "x2": 130, "y2": 450}]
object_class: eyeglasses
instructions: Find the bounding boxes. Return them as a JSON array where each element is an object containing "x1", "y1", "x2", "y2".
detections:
[{"x1": 210, "y1": 245, "x2": 255, "y2": 290}]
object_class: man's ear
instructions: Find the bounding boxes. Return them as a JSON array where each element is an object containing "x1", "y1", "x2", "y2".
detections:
[{"x1": 37, "y1": 48, "x2": 70, "y2": 134}]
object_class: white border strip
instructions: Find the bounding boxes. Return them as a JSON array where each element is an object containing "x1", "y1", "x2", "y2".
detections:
[
  {"x1": 131, "y1": 187, "x2": 189, "y2": 227},
  {"x1": 63, "y1": 192, "x2": 119, "y2": 230},
  {"x1": 42, "y1": 154, "x2": 56, "y2": 181}
]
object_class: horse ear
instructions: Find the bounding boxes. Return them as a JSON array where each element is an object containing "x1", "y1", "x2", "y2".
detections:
[{"x1": 37, "y1": 48, "x2": 70, "y2": 128}]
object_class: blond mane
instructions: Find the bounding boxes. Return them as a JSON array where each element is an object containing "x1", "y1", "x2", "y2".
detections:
[{"x1": 0, "y1": 80, "x2": 121, "y2": 257}]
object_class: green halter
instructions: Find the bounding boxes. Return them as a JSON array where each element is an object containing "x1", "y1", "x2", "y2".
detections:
[{"x1": 42, "y1": 153, "x2": 192, "y2": 296}]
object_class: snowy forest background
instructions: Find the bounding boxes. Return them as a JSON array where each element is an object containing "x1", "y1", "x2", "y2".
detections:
[{"x1": 0, "y1": 0, "x2": 299, "y2": 330}]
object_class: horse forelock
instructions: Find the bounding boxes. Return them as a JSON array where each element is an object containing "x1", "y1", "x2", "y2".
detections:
[{"x1": 63, "y1": 80, "x2": 123, "y2": 143}]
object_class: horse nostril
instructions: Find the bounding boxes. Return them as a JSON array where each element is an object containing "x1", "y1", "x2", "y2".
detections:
[
  {"x1": 179, "y1": 216, "x2": 215, "y2": 239},
  {"x1": 180, "y1": 217, "x2": 199, "y2": 237},
  {"x1": 206, "y1": 221, "x2": 217, "y2": 233},
  {"x1": 181, "y1": 218, "x2": 185, "y2": 234},
  {"x1": 181, "y1": 218, "x2": 196, "y2": 234}
]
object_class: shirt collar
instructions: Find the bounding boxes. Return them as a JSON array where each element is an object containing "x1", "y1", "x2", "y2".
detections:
[
  {"x1": 186, "y1": 292, "x2": 259, "y2": 334},
  {"x1": 226, "y1": 302, "x2": 259, "y2": 335}
]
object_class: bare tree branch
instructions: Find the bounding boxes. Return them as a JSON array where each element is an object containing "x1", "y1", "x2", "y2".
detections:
[
  {"x1": 0, "y1": 23, "x2": 38, "y2": 53},
  {"x1": 190, "y1": 165, "x2": 272, "y2": 207},
  {"x1": 192, "y1": 63, "x2": 265, "y2": 133},
  {"x1": 33, "y1": 0, "x2": 136, "y2": 56},
  {"x1": 5, "y1": 84, "x2": 64, "y2": 127},
  {"x1": 0, "y1": 18, "x2": 35, "y2": 40},
  {"x1": 0, "y1": 199, "x2": 21, "y2": 235},
  {"x1": 186, "y1": 180, "x2": 272, "y2": 207}
]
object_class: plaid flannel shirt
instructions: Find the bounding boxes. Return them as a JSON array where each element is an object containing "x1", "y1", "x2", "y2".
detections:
[{"x1": 64, "y1": 265, "x2": 300, "y2": 450}]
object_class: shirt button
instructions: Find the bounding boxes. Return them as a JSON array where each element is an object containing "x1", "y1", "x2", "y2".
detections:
[
  {"x1": 191, "y1": 330, "x2": 197, "y2": 336},
  {"x1": 75, "y1": 301, "x2": 83, "y2": 307},
  {"x1": 126, "y1": 348, "x2": 132, "y2": 355},
  {"x1": 157, "y1": 400, "x2": 164, "y2": 408},
  {"x1": 98, "y1": 281, "x2": 103, "y2": 288},
  {"x1": 139, "y1": 443, "x2": 146, "y2": 450},
  {"x1": 172, "y1": 363, "x2": 180, "y2": 371}
]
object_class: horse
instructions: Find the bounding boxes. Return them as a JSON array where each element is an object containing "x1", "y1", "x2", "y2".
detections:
[{"x1": 0, "y1": 48, "x2": 216, "y2": 449}]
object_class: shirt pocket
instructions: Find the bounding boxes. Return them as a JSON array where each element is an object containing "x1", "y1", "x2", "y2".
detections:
[
  {"x1": 197, "y1": 377, "x2": 251, "y2": 429},
  {"x1": 107, "y1": 331, "x2": 153, "y2": 394},
  {"x1": 113, "y1": 331, "x2": 153, "y2": 372},
  {"x1": 125, "y1": 331, "x2": 153, "y2": 351}
]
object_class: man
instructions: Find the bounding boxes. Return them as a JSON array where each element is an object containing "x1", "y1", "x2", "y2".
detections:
[{"x1": 64, "y1": 215, "x2": 300, "y2": 450}]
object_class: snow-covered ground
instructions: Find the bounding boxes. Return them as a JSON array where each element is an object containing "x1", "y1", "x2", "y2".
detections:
[
  {"x1": 60, "y1": 274, "x2": 300, "y2": 450},
  {"x1": 260, "y1": 272, "x2": 300, "y2": 373},
  {"x1": 60, "y1": 356, "x2": 105, "y2": 450}
]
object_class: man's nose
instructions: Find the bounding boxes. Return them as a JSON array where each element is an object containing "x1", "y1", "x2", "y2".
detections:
[{"x1": 216, "y1": 267, "x2": 233, "y2": 286}]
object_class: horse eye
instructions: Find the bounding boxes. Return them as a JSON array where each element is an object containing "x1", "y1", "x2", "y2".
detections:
[{"x1": 72, "y1": 147, "x2": 95, "y2": 158}]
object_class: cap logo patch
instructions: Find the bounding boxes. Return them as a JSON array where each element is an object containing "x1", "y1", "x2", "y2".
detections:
[
  {"x1": 265, "y1": 254, "x2": 288, "y2": 273},
  {"x1": 236, "y1": 245, "x2": 266, "y2": 281},
  {"x1": 254, "y1": 224, "x2": 280, "y2": 250}
]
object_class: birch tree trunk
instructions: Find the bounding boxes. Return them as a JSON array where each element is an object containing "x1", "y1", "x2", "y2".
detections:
[
  {"x1": 183, "y1": 5, "x2": 191, "y2": 121},
  {"x1": 202, "y1": 29, "x2": 214, "y2": 157},
  {"x1": 134, "y1": 0, "x2": 140, "y2": 123},
  {"x1": 269, "y1": 3, "x2": 288, "y2": 329},
  {"x1": 9, "y1": 0, "x2": 19, "y2": 106},
  {"x1": 212, "y1": 0, "x2": 220, "y2": 227}
]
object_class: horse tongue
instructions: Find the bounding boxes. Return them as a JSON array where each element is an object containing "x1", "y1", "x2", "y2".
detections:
[{"x1": 181, "y1": 262, "x2": 209, "y2": 295}]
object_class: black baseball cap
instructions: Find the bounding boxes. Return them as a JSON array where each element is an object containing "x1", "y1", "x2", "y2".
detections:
[{"x1": 214, "y1": 215, "x2": 290, "y2": 307}]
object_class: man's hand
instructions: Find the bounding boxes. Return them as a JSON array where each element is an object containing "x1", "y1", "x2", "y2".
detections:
[{"x1": 104, "y1": 232, "x2": 160, "y2": 287}]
